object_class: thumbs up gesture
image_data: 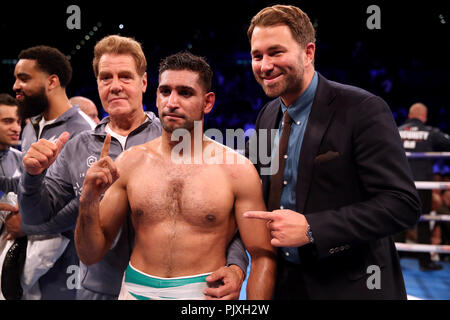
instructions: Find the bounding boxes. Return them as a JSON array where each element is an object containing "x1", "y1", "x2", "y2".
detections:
[
  {"x1": 23, "y1": 131, "x2": 70, "y2": 175},
  {"x1": 82, "y1": 134, "x2": 120, "y2": 199}
]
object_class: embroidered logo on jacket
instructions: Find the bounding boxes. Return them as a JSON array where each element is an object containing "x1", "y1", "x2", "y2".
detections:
[{"x1": 87, "y1": 155, "x2": 97, "y2": 167}]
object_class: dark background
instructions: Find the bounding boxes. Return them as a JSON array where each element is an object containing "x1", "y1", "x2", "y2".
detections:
[{"x1": 1, "y1": 0, "x2": 449, "y2": 137}]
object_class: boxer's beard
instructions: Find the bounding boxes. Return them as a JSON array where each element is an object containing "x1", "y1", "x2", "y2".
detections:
[
  {"x1": 162, "y1": 117, "x2": 194, "y2": 133},
  {"x1": 17, "y1": 87, "x2": 48, "y2": 120},
  {"x1": 161, "y1": 111, "x2": 195, "y2": 133}
]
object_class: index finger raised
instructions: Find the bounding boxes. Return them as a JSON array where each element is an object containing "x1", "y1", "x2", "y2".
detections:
[
  {"x1": 243, "y1": 211, "x2": 277, "y2": 221},
  {"x1": 100, "y1": 134, "x2": 111, "y2": 158}
]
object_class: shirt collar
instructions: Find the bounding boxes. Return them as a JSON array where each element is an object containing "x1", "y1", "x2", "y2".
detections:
[
  {"x1": 0, "y1": 147, "x2": 9, "y2": 158},
  {"x1": 93, "y1": 111, "x2": 153, "y2": 136},
  {"x1": 405, "y1": 118, "x2": 424, "y2": 125},
  {"x1": 30, "y1": 106, "x2": 81, "y2": 126},
  {"x1": 280, "y1": 71, "x2": 318, "y2": 123}
]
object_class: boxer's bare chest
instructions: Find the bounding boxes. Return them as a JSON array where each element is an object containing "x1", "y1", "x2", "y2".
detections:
[{"x1": 126, "y1": 159, "x2": 236, "y2": 227}]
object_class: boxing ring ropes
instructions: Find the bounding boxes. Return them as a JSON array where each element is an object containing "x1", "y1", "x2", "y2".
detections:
[{"x1": 394, "y1": 152, "x2": 450, "y2": 255}]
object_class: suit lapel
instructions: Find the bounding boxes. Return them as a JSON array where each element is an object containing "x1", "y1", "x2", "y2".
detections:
[{"x1": 295, "y1": 74, "x2": 337, "y2": 213}]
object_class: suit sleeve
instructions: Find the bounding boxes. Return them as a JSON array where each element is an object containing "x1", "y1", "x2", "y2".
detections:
[
  {"x1": 306, "y1": 96, "x2": 421, "y2": 259},
  {"x1": 225, "y1": 232, "x2": 249, "y2": 275}
]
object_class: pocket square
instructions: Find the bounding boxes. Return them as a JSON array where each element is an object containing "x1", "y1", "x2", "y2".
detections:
[{"x1": 314, "y1": 151, "x2": 340, "y2": 163}]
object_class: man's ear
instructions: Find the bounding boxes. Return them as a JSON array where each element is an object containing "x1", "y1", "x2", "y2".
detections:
[
  {"x1": 203, "y1": 92, "x2": 215, "y2": 114},
  {"x1": 47, "y1": 74, "x2": 60, "y2": 91},
  {"x1": 304, "y1": 42, "x2": 316, "y2": 67},
  {"x1": 141, "y1": 72, "x2": 148, "y2": 93}
]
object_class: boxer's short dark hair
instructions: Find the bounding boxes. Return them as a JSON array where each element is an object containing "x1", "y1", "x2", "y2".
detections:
[{"x1": 159, "y1": 51, "x2": 213, "y2": 92}]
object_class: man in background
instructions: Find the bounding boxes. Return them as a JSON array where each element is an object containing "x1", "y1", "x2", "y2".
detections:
[
  {"x1": 0, "y1": 93, "x2": 23, "y2": 300},
  {"x1": 70, "y1": 96, "x2": 100, "y2": 124},
  {"x1": 0, "y1": 93, "x2": 22, "y2": 240}
]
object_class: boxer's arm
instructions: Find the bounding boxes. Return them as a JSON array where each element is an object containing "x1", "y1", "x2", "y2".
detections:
[
  {"x1": 76, "y1": 175, "x2": 128, "y2": 265},
  {"x1": 234, "y1": 160, "x2": 276, "y2": 300},
  {"x1": 75, "y1": 134, "x2": 126, "y2": 265}
]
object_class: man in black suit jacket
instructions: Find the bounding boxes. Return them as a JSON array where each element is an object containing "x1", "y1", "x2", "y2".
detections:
[{"x1": 244, "y1": 4, "x2": 421, "y2": 299}]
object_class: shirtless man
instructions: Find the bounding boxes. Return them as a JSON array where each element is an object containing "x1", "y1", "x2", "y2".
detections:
[{"x1": 75, "y1": 52, "x2": 276, "y2": 300}]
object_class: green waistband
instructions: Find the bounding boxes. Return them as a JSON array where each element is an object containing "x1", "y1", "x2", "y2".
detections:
[{"x1": 125, "y1": 265, "x2": 209, "y2": 288}]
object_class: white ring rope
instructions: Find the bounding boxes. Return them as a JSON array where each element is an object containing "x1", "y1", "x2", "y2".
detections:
[
  {"x1": 414, "y1": 181, "x2": 450, "y2": 190},
  {"x1": 395, "y1": 242, "x2": 450, "y2": 254},
  {"x1": 406, "y1": 152, "x2": 450, "y2": 159},
  {"x1": 391, "y1": 152, "x2": 450, "y2": 255},
  {"x1": 420, "y1": 213, "x2": 450, "y2": 222}
]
